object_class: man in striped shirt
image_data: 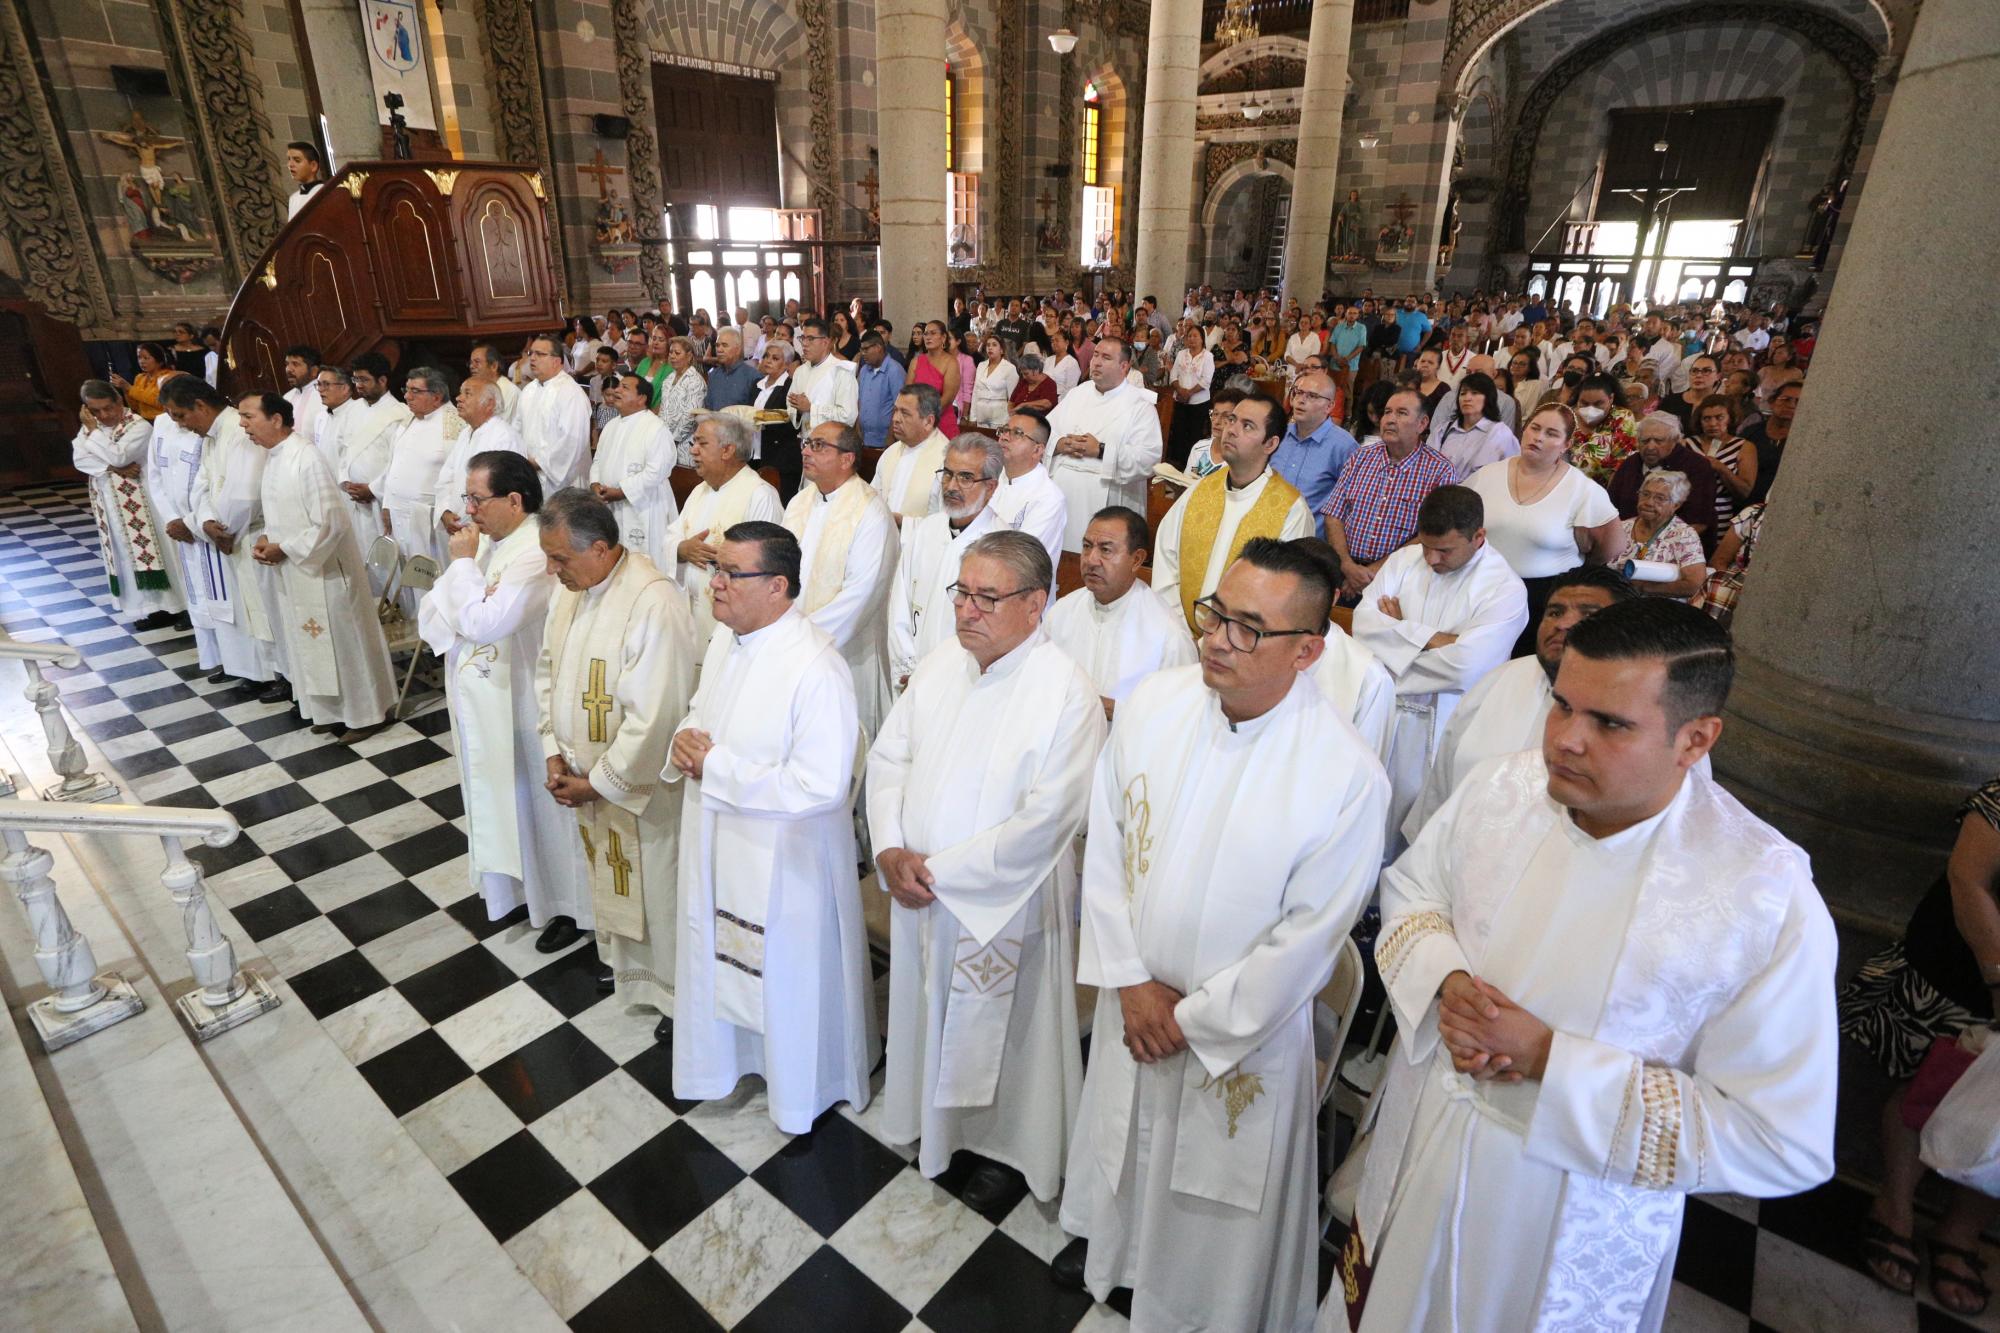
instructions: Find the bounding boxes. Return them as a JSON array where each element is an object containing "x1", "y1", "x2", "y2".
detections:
[{"x1": 1320, "y1": 388, "x2": 1455, "y2": 599}]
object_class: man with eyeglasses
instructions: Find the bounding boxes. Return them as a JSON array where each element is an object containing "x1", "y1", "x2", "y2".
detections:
[
  {"x1": 872, "y1": 383, "x2": 947, "y2": 524},
  {"x1": 370, "y1": 364, "x2": 462, "y2": 613},
  {"x1": 434, "y1": 377, "x2": 526, "y2": 543},
  {"x1": 1400, "y1": 563, "x2": 1640, "y2": 842},
  {"x1": 668, "y1": 520, "x2": 875, "y2": 1129},
  {"x1": 988, "y1": 410, "x2": 1067, "y2": 570},
  {"x1": 785, "y1": 317, "x2": 859, "y2": 433},
  {"x1": 1054, "y1": 537, "x2": 1389, "y2": 1331},
  {"x1": 1352, "y1": 485, "x2": 1529, "y2": 847},
  {"x1": 887, "y1": 434, "x2": 1005, "y2": 687},
  {"x1": 869, "y1": 528, "x2": 1105, "y2": 1212},
  {"x1": 782, "y1": 420, "x2": 896, "y2": 740},
  {"x1": 537, "y1": 488, "x2": 698, "y2": 1040},
  {"x1": 417, "y1": 451, "x2": 591, "y2": 952},
  {"x1": 587, "y1": 371, "x2": 679, "y2": 572},
  {"x1": 1269, "y1": 370, "x2": 1359, "y2": 539},
  {"x1": 516, "y1": 332, "x2": 592, "y2": 498},
  {"x1": 1152, "y1": 392, "x2": 1315, "y2": 633}
]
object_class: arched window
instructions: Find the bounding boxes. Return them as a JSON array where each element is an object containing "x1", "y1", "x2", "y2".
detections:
[
  {"x1": 1082, "y1": 80, "x2": 1103, "y2": 187},
  {"x1": 1079, "y1": 78, "x2": 1116, "y2": 267},
  {"x1": 945, "y1": 68, "x2": 957, "y2": 172}
]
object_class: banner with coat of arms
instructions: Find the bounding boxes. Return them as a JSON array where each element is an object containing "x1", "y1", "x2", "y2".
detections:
[{"x1": 358, "y1": 0, "x2": 439, "y2": 130}]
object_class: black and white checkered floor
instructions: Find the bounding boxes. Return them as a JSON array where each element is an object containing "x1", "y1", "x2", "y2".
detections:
[{"x1": 3, "y1": 481, "x2": 1993, "y2": 1333}]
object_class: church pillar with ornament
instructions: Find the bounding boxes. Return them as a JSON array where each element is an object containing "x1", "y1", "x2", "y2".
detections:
[
  {"x1": 874, "y1": 0, "x2": 949, "y2": 333},
  {"x1": 1281, "y1": 0, "x2": 1356, "y2": 305},
  {"x1": 1714, "y1": 0, "x2": 2000, "y2": 928},
  {"x1": 1134, "y1": 0, "x2": 1203, "y2": 307}
]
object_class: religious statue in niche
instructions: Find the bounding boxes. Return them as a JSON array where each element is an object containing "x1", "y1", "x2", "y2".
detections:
[
  {"x1": 1329, "y1": 188, "x2": 1363, "y2": 264},
  {"x1": 1436, "y1": 188, "x2": 1463, "y2": 275},
  {"x1": 94, "y1": 111, "x2": 221, "y2": 284},
  {"x1": 581, "y1": 147, "x2": 640, "y2": 277},
  {"x1": 1799, "y1": 177, "x2": 1847, "y2": 269},
  {"x1": 1373, "y1": 192, "x2": 1417, "y2": 272}
]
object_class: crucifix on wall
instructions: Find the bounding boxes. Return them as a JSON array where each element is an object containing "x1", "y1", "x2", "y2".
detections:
[{"x1": 578, "y1": 147, "x2": 624, "y2": 200}]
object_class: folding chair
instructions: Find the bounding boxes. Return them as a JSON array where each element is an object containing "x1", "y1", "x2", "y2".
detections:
[
  {"x1": 389, "y1": 554, "x2": 440, "y2": 718},
  {"x1": 366, "y1": 534, "x2": 404, "y2": 612}
]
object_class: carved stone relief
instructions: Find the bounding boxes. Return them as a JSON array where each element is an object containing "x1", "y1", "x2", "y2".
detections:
[
  {"x1": 0, "y1": 3, "x2": 113, "y2": 323},
  {"x1": 800, "y1": 0, "x2": 839, "y2": 223},
  {"x1": 151, "y1": 0, "x2": 285, "y2": 271},
  {"x1": 473, "y1": 0, "x2": 567, "y2": 305},
  {"x1": 611, "y1": 0, "x2": 668, "y2": 300}
]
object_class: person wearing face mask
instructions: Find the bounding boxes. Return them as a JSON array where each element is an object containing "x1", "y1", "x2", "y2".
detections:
[{"x1": 1565, "y1": 373, "x2": 1640, "y2": 487}]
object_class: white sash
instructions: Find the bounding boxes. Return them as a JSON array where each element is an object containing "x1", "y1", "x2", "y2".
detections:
[
  {"x1": 784, "y1": 475, "x2": 876, "y2": 615},
  {"x1": 280, "y1": 561, "x2": 339, "y2": 696}
]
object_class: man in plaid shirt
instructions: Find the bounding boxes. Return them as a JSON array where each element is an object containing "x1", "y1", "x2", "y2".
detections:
[{"x1": 1321, "y1": 389, "x2": 1455, "y2": 598}]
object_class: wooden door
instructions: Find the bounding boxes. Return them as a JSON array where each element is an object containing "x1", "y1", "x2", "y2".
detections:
[{"x1": 651, "y1": 65, "x2": 781, "y2": 207}]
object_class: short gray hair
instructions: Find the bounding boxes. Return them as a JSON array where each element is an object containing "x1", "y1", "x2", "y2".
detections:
[
  {"x1": 962, "y1": 529, "x2": 1052, "y2": 596},
  {"x1": 80, "y1": 378, "x2": 120, "y2": 403},
  {"x1": 766, "y1": 340, "x2": 798, "y2": 366},
  {"x1": 460, "y1": 378, "x2": 501, "y2": 412},
  {"x1": 1637, "y1": 410, "x2": 1683, "y2": 441},
  {"x1": 898, "y1": 381, "x2": 942, "y2": 425},
  {"x1": 317, "y1": 364, "x2": 354, "y2": 388},
  {"x1": 406, "y1": 365, "x2": 450, "y2": 399},
  {"x1": 947, "y1": 432, "x2": 1004, "y2": 482},
  {"x1": 1640, "y1": 469, "x2": 1692, "y2": 507},
  {"x1": 541, "y1": 487, "x2": 621, "y2": 551},
  {"x1": 701, "y1": 411, "x2": 756, "y2": 460}
]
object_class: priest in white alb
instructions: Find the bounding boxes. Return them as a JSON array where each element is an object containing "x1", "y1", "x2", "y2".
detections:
[
  {"x1": 468, "y1": 342, "x2": 521, "y2": 426},
  {"x1": 517, "y1": 334, "x2": 592, "y2": 497},
  {"x1": 782, "y1": 421, "x2": 896, "y2": 739},
  {"x1": 1351, "y1": 485, "x2": 1528, "y2": 843},
  {"x1": 245, "y1": 393, "x2": 398, "y2": 739},
  {"x1": 280, "y1": 345, "x2": 326, "y2": 449},
  {"x1": 1045, "y1": 505, "x2": 1194, "y2": 717},
  {"x1": 785, "y1": 317, "x2": 859, "y2": 432},
  {"x1": 418, "y1": 451, "x2": 592, "y2": 947},
  {"x1": 434, "y1": 378, "x2": 525, "y2": 541},
  {"x1": 333, "y1": 354, "x2": 412, "y2": 591},
  {"x1": 308, "y1": 364, "x2": 365, "y2": 476},
  {"x1": 1403, "y1": 564, "x2": 1635, "y2": 841},
  {"x1": 371, "y1": 366, "x2": 462, "y2": 607},
  {"x1": 871, "y1": 383, "x2": 948, "y2": 524},
  {"x1": 537, "y1": 489, "x2": 697, "y2": 1029},
  {"x1": 663, "y1": 414, "x2": 784, "y2": 655},
  {"x1": 147, "y1": 392, "x2": 233, "y2": 680},
  {"x1": 1150, "y1": 392, "x2": 1314, "y2": 630},
  {"x1": 887, "y1": 434, "x2": 1003, "y2": 688},
  {"x1": 75, "y1": 379, "x2": 185, "y2": 628},
  {"x1": 667, "y1": 520, "x2": 876, "y2": 1131},
  {"x1": 1043, "y1": 337, "x2": 1163, "y2": 552},
  {"x1": 588, "y1": 371, "x2": 680, "y2": 571},
  {"x1": 1335, "y1": 600, "x2": 1838, "y2": 1333},
  {"x1": 1056, "y1": 539, "x2": 1390, "y2": 1332},
  {"x1": 870, "y1": 529, "x2": 1105, "y2": 1205},
  {"x1": 171, "y1": 376, "x2": 285, "y2": 699},
  {"x1": 990, "y1": 409, "x2": 1073, "y2": 571}
]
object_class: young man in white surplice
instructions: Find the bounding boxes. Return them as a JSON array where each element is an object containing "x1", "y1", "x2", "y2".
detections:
[
  {"x1": 244, "y1": 393, "x2": 398, "y2": 739},
  {"x1": 1350, "y1": 484, "x2": 1528, "y2": 848},
  {"x1": 667, "y1": 520, "x2": 877, "y2": 1133},
  {"x1": 588, "y1": 371, "x2": 680, "y2": 573},
  {"x1": 869, "y1": 530, "x2": 1106, "y2": 1207},
  {"x1": 1054, "y1": 538, "x2": 1389, "y2": 1333},
  {"x1": 417, "y1": 451, "x2": 591, "y2": 948},
  {"x1": 1334, "y1": 599, "x2": 1838, "y2": 1333}
]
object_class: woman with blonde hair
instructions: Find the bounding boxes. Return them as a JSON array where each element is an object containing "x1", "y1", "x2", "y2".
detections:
[{"x1": 656, "y1": 335, "x2": 708, "y2": 467}]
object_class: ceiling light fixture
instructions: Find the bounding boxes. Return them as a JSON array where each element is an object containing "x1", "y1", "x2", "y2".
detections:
[{"x1": 1048, "y1": 28, "x2": 1078, "y2": 54}]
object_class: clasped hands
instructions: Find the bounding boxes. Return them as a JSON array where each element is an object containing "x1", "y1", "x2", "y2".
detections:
[
  {"x1": 251, "y1": 536, "x2": 286, "y2": 565},
  {"x1": 875, "y1": 847, "x2": 935, "y2": 909},
  {"x1": 1437, "y1": 970, "x2": 1553, "y2": 1083},
  {"x1": 544, "y1": 755, "x2": 599, "y2": 807},
  {"x1": 1120, "y1": 979, "x2": 1187, "y2": 1064},
  {"x1": 669, "y1": 727, "x2": 713, "y2": 781},
  {"x1": 1053, "y1": 433, "x2": 1104, "y2": 460}
]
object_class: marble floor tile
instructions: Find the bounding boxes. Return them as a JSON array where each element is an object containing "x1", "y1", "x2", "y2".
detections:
[
  {"x1": 530, "y1": 1069, "x2": 679, "y2": 1185},
  {"x1": 1750, "y1": 1232, "x2": 1916, "y2": 1333},
  {"x1": 297, "y1": 760, "x2": 391, "y2": 801},
  {"x1": 995, "y1": 1191, "x2": 1070, "y2": 1266},
  {"x1": 205, "y1": 856, "x2": 292, "y2": 909},
  {"x1": 830, "y1": 1170, "x2": 996, "y2": 1315},
  {"x1": 504, "y1": 1189, "x2": 651, "y2": 1321},
  {"x1": 205, "y1": 760, "x2": 295, "y2": 805},
  {"x1": 569, "y1": 998, "x2": 669, "y2": 1067},
  {"x1": 296, "y1": 852, "x2": 405, "y2": 914},
  {"x1": 395, "y1": 756, "x2": 464, "y2": 798},
  {"x1": 1073, "y1": 1306, "x2": 1132, "y2": 1331},
  {"x1": 170, "y1": 726, "x2": 258, "y2": 764},
  {"x1": 408, "y1": 855, "x2": 476, "y2": 907},
  {"x1": 655, "y1": 1180, "x2": 824, "y2": 1328},
  {"x1": 359, "y1": 912, "x2": 480, "y2": 985},
  {"x1": 483, "y1": 916, "x2": 591, "y2": 977},
  {"x1": 1662, "y1": 1282, "x2": 1752, "y2": 1332},
  {"x1": 264, "y1": 915, "x2": 360, "y2": 978},
  {"x1": 433, "y1": 981, "x2": 567, "y2": 1071},
  {"x1": 399, "y1": 1075, "x2": 523, "y2": 1177},
  {"x1": 681, "y1": 1085, "x2": 797, "y2": 1174},
  {"x1": 350, "y1": 800, "x2": 448, "y2": 849},
  {"x1": 248, "y1": 802, "x2": 350, "y2": 855},
  {"x1": 319, "y1": 986, "x2": 432, "y2": 1065}
]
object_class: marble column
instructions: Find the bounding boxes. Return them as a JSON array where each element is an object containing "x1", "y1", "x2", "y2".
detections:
[
  {"x1": 1281, "y1": 0, "x2": 1355, "y2": 305},
  {"x1": 296, "y1": 0, "x2": 378, "y2": 167},
  {"x1": 1134, "y1": 0, "x2": 1202, "y2": 308},
  {"x1": 875, "y1": 0, "x2": 949, "y2": 334},
  {"x1": 1714, "y1": 0, "x2": 2000, "y2": 928}
]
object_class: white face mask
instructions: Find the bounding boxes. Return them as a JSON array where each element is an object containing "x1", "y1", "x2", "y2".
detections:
[{"x1": 1577, "y1": 405, "x2": 1607, "y2": 425}]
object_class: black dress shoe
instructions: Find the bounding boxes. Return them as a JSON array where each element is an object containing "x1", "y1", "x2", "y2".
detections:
[
  {"x1": 535, "y1": 916, "x2": 582, "y2": 953},
  {"x1": 207, "y1": 669, "x2": 235, "y2": 685},
  {"x1": 654, "y1": 1014, "x2": 672, "y2": 1043},
  {"x1": 595, "y1": 963, "x2": 616, "y2": 995},
  {"x1": 960, "y1": 1161, "x2": 1026, "y2": 1212},
  {"x1": 1051, "y1": 1237, "x2": 1088, "y2": 1291},
  {"x1": 134, "y1": 610, "x2": 174, "y2": 631},
  {"x1": 255, "y1": 680, "x2": 291, "y2": 704},
  {"x1": 310, "y1": 722, "x2": 343, "y2": 735},
  {"x1": 169, "y1": 611, "x2": 192, "y2": 631}
]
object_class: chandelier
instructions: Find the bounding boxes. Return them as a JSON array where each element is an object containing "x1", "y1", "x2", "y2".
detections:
[{"x1": 1214, "y1": 0, "x2": 1260, "y2": 48}]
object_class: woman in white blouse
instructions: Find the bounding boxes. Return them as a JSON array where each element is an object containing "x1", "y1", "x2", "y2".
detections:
[
  {"x1": 969, "y1": 334, "x2": 1019, "y2": 427},
  {"x1": 1283, "y1": 317, "x2": 1322, "y2": 371},
  {"x1": 565, "y1": 316, "x2": 605, "y2": 374},
  {"x1": 1427, "y1": 371, "x2": 1519, "y2": 482},
  {"x1": 655, "y1": 336, "x2": 708, "y2": 468},
  {"x1": 1464, "y1": 401, "x2": 1626, "y2": 653}
]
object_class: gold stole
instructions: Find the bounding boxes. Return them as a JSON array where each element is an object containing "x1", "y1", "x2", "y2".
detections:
[
  {"x1": 783, "y1": 475, "x2": 875, "y2": 615},
  {"x1": 542, "y1": 554, "x2": 665, "y2": 940},
  {"x1": 885, "y1": 432, "x2": 948, "y2": 517},
  {"x1": 1176, "y1": 468, "x2": 1303, "y2": 631}
]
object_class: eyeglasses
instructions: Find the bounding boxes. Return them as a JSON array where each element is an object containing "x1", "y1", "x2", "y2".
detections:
[
  {"x1": 996, "y1": 426, "x2": 1038, "y2": 443},
  {"x1": 1291, "y1": 390, "x2": 1334, "y2": 406},
  {"x1": 712, "y1": 568, "x2": 781, "y2": 587},
  {"x1": 800, "y1": 440, "x2": 846, "y2": 455},
  {"x1": 947, "y1": 583, "x2": 1034, "y2": 614},
  {"x1": 461, "y1": 492, "x2": 499, "y2": 510},
  {"x1": 935, "y1": 467, "x2": 992, "y2": 487},
  {"x1": 1191, "y1": 596, "x2": 1316, "y2": 653}
]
